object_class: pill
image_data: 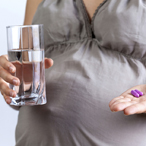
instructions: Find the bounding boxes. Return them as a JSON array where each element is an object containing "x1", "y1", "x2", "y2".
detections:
[
  {"x1": 135, "y1": 89, "x2": 143, "y2": 96},
  {"x1": 131, "y1": 90, "x2": 139, "y2": 98}
]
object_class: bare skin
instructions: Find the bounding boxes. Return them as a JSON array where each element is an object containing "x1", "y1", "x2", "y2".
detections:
[
  {"x1": 1, "y1": 0, "x2": 146, "y2": 116},
  {"x1": 109, "y1": 85, "x2": 146, "y2": 115},
  {"x1": 83, "y1": 0, "x2": 104, "y2": 20}
]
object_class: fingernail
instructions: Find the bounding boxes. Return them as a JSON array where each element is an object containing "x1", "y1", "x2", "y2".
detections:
[
  {"x1": 13, "y1": 79, "x2": 18, "y2": 85},
  {"x1": 6, "y1": 98, "x2": 11, "y2": 104},
  {"x1": 10, "y1": 91, "x2": 15, "y2": 97},
  {"x1": 9, "y1": 66, "x2": 14, "y2": 72}
]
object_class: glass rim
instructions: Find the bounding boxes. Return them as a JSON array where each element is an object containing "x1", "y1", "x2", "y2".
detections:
[{"x1": 6, "y1": 24, "x2": 43, "y2": 29}]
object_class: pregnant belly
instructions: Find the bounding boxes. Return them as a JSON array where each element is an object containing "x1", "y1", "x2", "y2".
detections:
[{"x1": 16, "y1": 42, "x2": 146, "y2": 146}]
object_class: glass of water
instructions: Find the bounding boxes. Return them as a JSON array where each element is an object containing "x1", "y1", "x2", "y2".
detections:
[{"x1": 6, "y1": 24, "x2": 46, "y2": 106}]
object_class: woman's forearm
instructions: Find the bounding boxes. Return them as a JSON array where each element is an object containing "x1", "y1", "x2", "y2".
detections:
[{"x1": 23, "y1": 0, "x2": 43, "y2": 25}]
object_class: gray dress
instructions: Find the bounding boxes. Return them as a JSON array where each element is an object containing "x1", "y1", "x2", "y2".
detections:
[{"x1": 15, "y1": 0, "x2": 146, "y2": 146}]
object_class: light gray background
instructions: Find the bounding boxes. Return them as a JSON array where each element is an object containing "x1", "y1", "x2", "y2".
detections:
[{"x1": 0, "y1": 0, "x2": 27, "y2": 145}]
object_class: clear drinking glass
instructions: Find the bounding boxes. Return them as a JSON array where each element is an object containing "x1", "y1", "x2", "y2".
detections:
[{"x1": 6, "y1": 25, "x2": 46, "y2": 106}]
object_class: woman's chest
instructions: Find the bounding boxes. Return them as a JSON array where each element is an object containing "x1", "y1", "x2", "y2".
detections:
[
  {"x1": 82, "y1": 0, "x2": 104, "y2": 20},
  {"x1": 33, "y1": 0, "x2": 146, "y2": 60}
]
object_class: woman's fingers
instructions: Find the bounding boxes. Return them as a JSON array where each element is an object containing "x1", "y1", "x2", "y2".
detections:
[
  {"x1": 0, "y1": 78, "x2": 16, "y2": 97},
  {"x1": 0, "y1": 66, "x2": 20, "y2": 86},
  {"x1": 109, "y1": 96, "x2": 124, "y2": 107},
  {"x1": 0, "y1": 56, "x2": 53, "y2": 104},
  {"x1": 109, "y1": 94, "x2": 137, "y2": 108},
  {"x1": 110, "y1": 100, "x2": 137, "y2": 112},
  {"x1": 0, "y1": 55, "x2": 54, "y2": 71},
  {"x1": 110, "y1": 96, "x2": 146, "y2": 115},
  {"x1": 0, "y1": 55, "x2": 16, "y2": 73},
  {"x1": 110, "y1": 98, "x2": 131, "y2": 108},
  {"x1": 45, "y1": 58, "x2": 53, "y2": 69},
  {"x1": 0, "y1": 55, "x2": 17, "y2": 104},
  {"x1": 124, "y1": 101, "x2": 146, "y2": 115},
  {"x1": 1, "y1": 91, "x2": 11, "y2": 104}
]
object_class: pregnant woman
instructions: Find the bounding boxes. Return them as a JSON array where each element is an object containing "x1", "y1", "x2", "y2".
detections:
[{"x1": 1, "y1": 0, "x2": 146, "y2": 145}]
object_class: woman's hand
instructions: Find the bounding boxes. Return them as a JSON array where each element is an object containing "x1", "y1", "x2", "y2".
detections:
[
  {"x1": 109, "y1": 84, "x2": 146, "y2": 115},
  {"x1": 0, "y1": 55, "x2": 53, "y2": 104}
]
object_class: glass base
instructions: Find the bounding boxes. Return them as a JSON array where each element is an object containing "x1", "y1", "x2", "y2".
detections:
[{"x1": 10, "y1": 93, "x2": 47, "y2": 106}]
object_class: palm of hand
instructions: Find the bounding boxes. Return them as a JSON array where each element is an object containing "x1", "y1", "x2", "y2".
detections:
[{"x1": 109, "y1": 84, "x2": 146, "y2": 115}]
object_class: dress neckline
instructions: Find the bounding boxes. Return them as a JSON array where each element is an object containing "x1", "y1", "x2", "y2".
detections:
[
  {"x1": 80, "y1": 0, "x2": 108, "y2": 37},
  {"x1": 80, "y1": 0, "x2": 104, "y2": 21}
]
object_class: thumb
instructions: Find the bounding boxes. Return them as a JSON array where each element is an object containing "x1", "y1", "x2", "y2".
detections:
[{"x1": 45, "y1": 58, "x2": 53, "y2": 69}]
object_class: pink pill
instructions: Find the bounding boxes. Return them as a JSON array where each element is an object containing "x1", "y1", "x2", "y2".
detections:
[
  {"x1": 135, "y1": 89, "x2": 143, "y2": 96},
  {"x1": 131, "y1": 90, "x2": 139, "y2": 98}
]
